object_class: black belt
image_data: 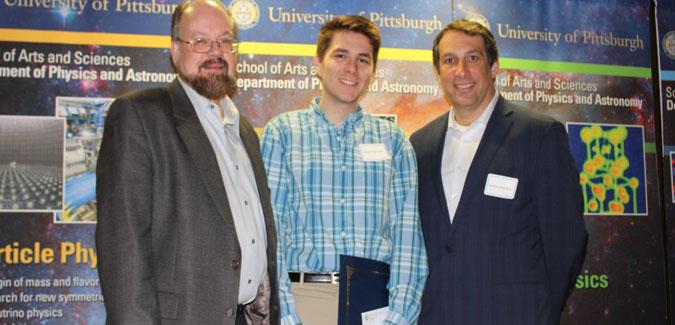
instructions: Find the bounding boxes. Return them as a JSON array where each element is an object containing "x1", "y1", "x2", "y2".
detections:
[{"x1": 289, "y1": 272, "x2": 340, "y2": 284}]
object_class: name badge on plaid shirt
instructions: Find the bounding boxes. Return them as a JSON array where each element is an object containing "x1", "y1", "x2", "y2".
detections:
[{"x1": 358, "y1": 143, "x2": 390, "y2": 162}]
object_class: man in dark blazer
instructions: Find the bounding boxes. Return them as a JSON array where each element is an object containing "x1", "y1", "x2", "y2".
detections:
[
  {"x1": 95, "y1": 1, "x2": 279, "y2": 324},
  {"x1": 410, "y1": 20, "x2": 588, "y2": 324}
]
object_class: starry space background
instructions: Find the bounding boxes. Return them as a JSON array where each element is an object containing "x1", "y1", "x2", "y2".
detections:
[
  {"x1": 1, "y1": 0, "x2": 672, "y2": 324},
  {"x1": 658, "y1": 1, "x2": 675, "y2": 321}
]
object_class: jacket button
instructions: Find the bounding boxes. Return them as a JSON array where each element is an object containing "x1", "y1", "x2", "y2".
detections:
[
  {"x1": 231, "y1": 259, "x2": 240, "y2": 269},
  {"x1": 225, "y1": 308, "x2": 234, "y2": 316},
  {"x1": 445, "y1": 245, "x2": 453, "y2": 253}
]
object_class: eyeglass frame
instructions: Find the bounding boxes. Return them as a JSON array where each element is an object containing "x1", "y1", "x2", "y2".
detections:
[{"x1": 174, "y1": 37, "x2": 240, "y2": 53}]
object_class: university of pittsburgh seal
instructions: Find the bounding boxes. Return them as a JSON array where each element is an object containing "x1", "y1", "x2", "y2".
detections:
[
  {"x1": 464, "y1": 13, "x2": 490, "y2": 31},
  {"x1": 663, "y1": 30, "x2": 675, "y2": 60},
  {"x1": 228, "y1": 0, "x2": 260, "y2": 30}
]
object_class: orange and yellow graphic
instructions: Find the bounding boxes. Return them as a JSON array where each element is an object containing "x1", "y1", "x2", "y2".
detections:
[{"x1": 578, "y1": 125, "x2": 640, "y2": 214}]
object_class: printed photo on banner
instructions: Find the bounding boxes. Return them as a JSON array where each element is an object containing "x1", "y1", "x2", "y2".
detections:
[
  {"x1": 567, "y1": 122, "x2": 648, "y2": 215},
  {"x1": 0, "y1": 116, "x2": 65, "y2": 212},
  {"x1": 54, "y1": 97, "x2": 113, "y2": 223}
]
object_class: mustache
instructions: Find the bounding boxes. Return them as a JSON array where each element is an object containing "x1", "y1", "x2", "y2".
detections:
[{"x1": 199, "y1": 58, "x2": 228, "y2": 70}]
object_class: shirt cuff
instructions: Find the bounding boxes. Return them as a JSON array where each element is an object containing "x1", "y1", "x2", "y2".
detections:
[
  {"x1": 281, "y1": 312, "x2": 302, "y2": 325},
  {"x1": 382, "y1": 309, "x2": 410, "y2": 325}
]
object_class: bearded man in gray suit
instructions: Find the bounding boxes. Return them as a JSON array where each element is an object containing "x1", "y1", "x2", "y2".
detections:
[{"x1": 95, "y1": 1, "x2": 279, "y2": 324}]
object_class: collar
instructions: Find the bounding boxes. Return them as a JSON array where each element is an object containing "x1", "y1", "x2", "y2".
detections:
[
  {"x1": 447, "y1": 91, "x2": 499, "y2": 133},
  {"x1": 309, "y1": 97, "x2": 364, "y2": 131},
  {"x1": 179, "y1": 78, "x2": 240, "y2": 130}
]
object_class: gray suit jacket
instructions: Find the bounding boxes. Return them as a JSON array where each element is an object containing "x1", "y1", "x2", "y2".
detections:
[{"x1": 96, "y1": 80, "x2": 280, "y2": 324}]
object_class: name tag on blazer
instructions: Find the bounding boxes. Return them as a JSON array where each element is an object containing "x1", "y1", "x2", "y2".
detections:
[
  {"x1": 484, "y1": 173, "x2": 518, "y2": 199},
  {"x1": 358, "y1": 143, "x2": 390, "y2": 162}
]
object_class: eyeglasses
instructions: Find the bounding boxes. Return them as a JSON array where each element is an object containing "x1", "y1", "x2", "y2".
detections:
[{"x1": 175, "y1": 37, "x2": 240, "y2": 53}]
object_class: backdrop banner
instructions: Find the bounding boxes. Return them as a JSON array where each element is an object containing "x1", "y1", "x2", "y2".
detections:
[
  {"x1": 657, "y1": 0, "x2": 675, "y2": 320},
  {"x1": 0, "y1": 0, "x2": 667, "y2": 323}
]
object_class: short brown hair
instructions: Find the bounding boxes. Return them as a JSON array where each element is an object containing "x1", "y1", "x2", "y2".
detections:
[
  {"x1": 171, "y1": 0, "x2": 239, "y2": 40},
  {"x1": 316, "y1": 15, "x2": 381, "y2": 70},
  {"x1": 432, "y1": 19, "x2": 498, "y2": 72}
]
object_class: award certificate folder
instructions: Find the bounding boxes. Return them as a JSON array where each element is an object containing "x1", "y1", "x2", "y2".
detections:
[{"x1": 338, "y1": 254, "x2": 390, "y2": 325}]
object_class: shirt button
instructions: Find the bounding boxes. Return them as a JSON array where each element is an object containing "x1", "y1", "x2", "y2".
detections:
[
  {"x1": 341, "y1": 231, "x2": 346, "y2": 237},
  {"x1": 248, "y1": 279, "x2": 252, "y2": 284},
  {"x1": 339, "y1": 198, "x2": 345, "y2": 204},
  {"x1": 231, "y1": 259, "x2": 240, "y2": 269},
  {"x1": 340, "y1": 165, "x2": 346, "y2": 171},
  {"x1": 337, "y1": 136, "x2": 341, "y2": 141},
  {"x1": 236, "y1": 165, "x2": 239, "y2": 170},
  {"x1": 445, "y1": 245, "x2": 453, "y2": 253},
  {"x1": 244, "y1": 200, "x2": 248, "y2": 205},
  {"x1": 225, "y1": 308, "x2": 234, "y2": 317},
  {"x1": 252, "y1": 239, "x2": 256, "y2": 244}
]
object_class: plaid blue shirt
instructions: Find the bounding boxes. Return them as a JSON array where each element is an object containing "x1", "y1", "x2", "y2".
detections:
[{"x1": 261, "y1": 98, "x2": 428, "y2": 325}]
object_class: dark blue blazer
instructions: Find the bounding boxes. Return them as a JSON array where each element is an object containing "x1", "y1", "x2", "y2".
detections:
[{"x1": 410, "y1": 97, "x2": 588, "y2": 324}]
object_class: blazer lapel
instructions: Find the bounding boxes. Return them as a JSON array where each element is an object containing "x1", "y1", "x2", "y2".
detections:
[
  {"x1": 238, "y1": 117, "x2": 265, "y2": 203},
  {"x1": 169, "y1": 80, "x2": 238, "y2": 235},
  {"x1": 238, "y1": 117, "x2": 277, "y2": 247},
  {"x1": 429, "y1": 113, "x2": 452, "y2": 226},
  {"x1": 453, "y1": 97, "x2": 513, "y2": 225}
]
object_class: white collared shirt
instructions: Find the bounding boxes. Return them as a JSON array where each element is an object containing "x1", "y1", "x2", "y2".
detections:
[
  {"x1": 180, "y1": 79, "x2": 267, "y2": 304},
  {"x1": 441, "y1": 92, "x2": 499, "y2": 223}
]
